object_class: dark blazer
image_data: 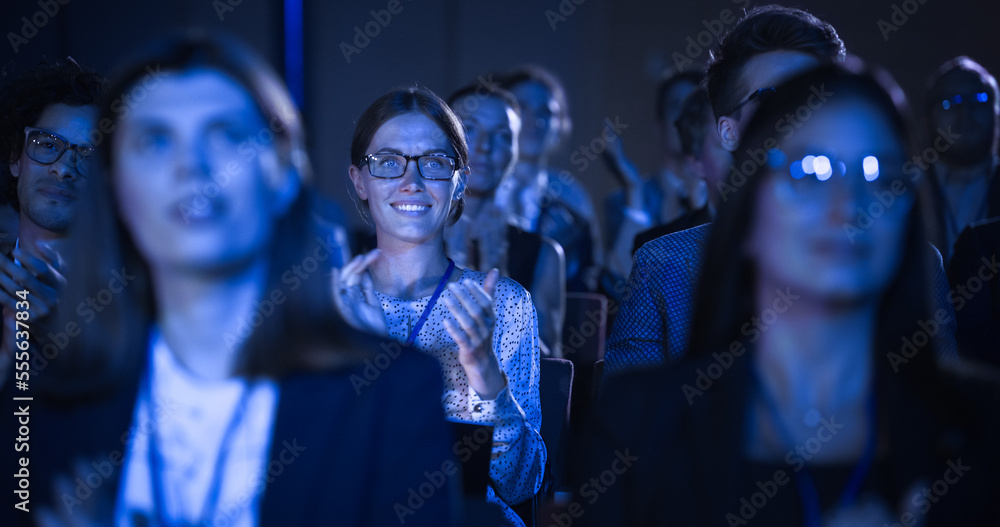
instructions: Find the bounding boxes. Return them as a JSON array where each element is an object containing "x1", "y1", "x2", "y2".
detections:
[
  {"x1": 573, "y1": 352, "x2": 1000, "y2": 526},
  {"x1": 2, "y1": 341, "x2": 457, "y2": 526},
  {"x1": 948, "y1": 216, "x2": 1000, "y2": 365},
  {"x1": 605, "y1": 223, "x2": 961, "y2": 377}
]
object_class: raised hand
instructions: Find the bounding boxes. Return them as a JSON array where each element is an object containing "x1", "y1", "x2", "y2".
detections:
[
  {"x1": 442, "y1": 268, "x2": 507, "y2": 400},
  {"x1": 331, "y1": 249, "x2": 387, "y2": 336},
  {"x1": 602, "y1": 127, "x2": 642, "y2": 190},
  {"x1": 0, "y1": 240, "x2": 65, "y2": 322}
]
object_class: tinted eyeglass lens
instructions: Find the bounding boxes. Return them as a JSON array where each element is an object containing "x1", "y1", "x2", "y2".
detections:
[
  {"x1": 369, "y1": 154, "x2": 405, "y2": 178},
  {"x1": 26, "y1": 130, "x2": 66, "y2": 163},
  {"x1": 417, "y1": 156, "x2": 455, "y2": 179},
  {"x1": 367, "y1": 154, "x2": 456, "y2": 179},
  {"x1": 25, "y1": 129, "x2": 94, "y2": 176},
  {"x1": 74, "y1": 147, "x2": 95, "y2": 176}
]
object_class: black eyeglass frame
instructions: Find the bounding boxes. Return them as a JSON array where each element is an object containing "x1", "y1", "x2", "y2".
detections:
[
  {"x1": 358, "y1": 153, "x2": 462, "y2": 180},
  {"x1": 22, "y1": 126, "x2": 96, "y2": 175},
  {"x1": 724, "y1": 87, "x2": 778, "y2": 118}
]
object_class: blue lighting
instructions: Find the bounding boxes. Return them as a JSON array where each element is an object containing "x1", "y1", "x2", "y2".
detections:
[
  {"x1": 978, "y1": 92, "x2": 989, "y2": 103},
  {"x1": 814, "y1": 156, "x2": 832, "y2": 181},
  {"x1": 789, "y1": 160, "x2": 805, "y2": 179},
  {"x1": 767, "y1": 148, "x2": 786, "y2": 168},
  {"x1": 863, "y1": 156, "x2": 879, "y2": 181},
  {"x1": 942, "y1": 99, "x2": 951, "y2": 110},
  {"x1": 802, "y1": 155, "x2": 816, "y2": 174}
]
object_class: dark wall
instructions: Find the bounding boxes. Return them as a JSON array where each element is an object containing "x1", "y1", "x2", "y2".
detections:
[{"x1": 3, "y1": 0, "x2": 995, "y2": 233}]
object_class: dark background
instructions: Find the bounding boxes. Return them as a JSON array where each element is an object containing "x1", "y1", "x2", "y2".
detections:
[{"x1": 3, "y1": 0, "x2": 995, "y2": 233}]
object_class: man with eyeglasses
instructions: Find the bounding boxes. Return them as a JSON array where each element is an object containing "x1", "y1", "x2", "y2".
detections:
[{"x1": 0, "y1": 59, "x2": 105, "y2": 380}]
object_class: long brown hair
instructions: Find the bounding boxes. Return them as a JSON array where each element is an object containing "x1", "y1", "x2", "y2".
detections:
[{"x1": 41, "y1": 31, "x2": 359, "y2": 398}]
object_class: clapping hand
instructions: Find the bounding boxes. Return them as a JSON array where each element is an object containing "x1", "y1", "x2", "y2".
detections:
[
  {"x1": 442, "y1": 268, "x2": 506, "y2": 400},
  {"x1": 332, "y1": 249, "x2": 387, "y2": 336},
  {"x1": 0, "y1": 240, "x2": 64, "y2": 322}
]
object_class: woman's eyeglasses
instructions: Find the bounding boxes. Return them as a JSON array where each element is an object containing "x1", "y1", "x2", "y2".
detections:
[
  {"x1": 23, "y1": 127, "x2": 96, "y2": 176},
  {"x1": 765, "y1": 148, "x2": 914, "y2": 203},
  {"x1": 360, "y1": 153, "x2": 459, "y2": 180}
]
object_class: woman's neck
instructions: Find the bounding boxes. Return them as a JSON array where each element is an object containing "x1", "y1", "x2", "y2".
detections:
[
  {"x1": 151, "y1": 257, "x2": 270, "y2": 381},
  {"x1": 371, "y1": 238, "x2": 452, "y2": 299},
  {"x1": 751, "y1": 279, "x2": 877, "y2": 414}
]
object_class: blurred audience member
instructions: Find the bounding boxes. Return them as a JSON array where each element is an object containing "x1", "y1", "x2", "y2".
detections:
[
  {"x1": 631, "y1": 87, "x2": 727, "y2": 251},
  {"x1": 341, "y1": 85, "x2": 546, "y2": 526},
  {"x1": 497, "y1": 66, "x2": 602, "y2": 291},
  {"x1": 577, "y1": 63, "x2": 1000, "y2": 527},
  {"x1": 605, "y1": 4, "x2": 847, "y2": 374},
  {"x1": 1, "y1": 33, "x2": 455, "y2": 526},
  {"x1": 922, "y1": 56, "x2": 1000, "y2": 262},
  {"x1": 947, "y1": 215, "x2": 1000, "y2": 366},
  {"x1": 604, "y1": 70, "x2": 706, "y2": 284},
  {"x1": 446, "y1": 83, "x2": 566, "y2": 356},
  {"x1": 306, "y1": 188, "x2": 351, "y2": 268}
]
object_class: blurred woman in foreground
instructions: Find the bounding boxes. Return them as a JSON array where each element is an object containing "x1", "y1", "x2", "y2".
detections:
[
  {"x1": 3, "y1": 33, "x2": 455, "y2": 526},
  {"x1": 577, "y1": 63, "x2": 1000, "y2": 526}
]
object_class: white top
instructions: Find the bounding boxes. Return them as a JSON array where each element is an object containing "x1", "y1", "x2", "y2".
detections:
[
  {"x1": 116, "y1": 331, "x2": 279, "y2": 527},
  {"x1": 376, "y1": 269, "x2": 546, "y2": 527}
]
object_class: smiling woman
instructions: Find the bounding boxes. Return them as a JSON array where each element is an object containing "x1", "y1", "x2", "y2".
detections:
[{"x1": 339, "y1": 86, "x2": 546, "y2": 526}]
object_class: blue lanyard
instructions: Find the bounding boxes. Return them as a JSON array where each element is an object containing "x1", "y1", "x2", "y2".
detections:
[
  {"x1": 750, "y1": 362, "x2": 878, "y2": 527},
  {"x1": 142, "y1": 335, "x2": 254, "y2": 527},
  {"x1": 404, "y1": 258, "x2": 455, "y2": 347}
]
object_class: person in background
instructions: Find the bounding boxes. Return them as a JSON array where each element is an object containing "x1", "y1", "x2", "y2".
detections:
[
  {"x1": 577, "y1": 63, "x2": 1000, "y2": 527},
  {"x1": 1, "y1": 33, "x2": 456, "y2": 526},
  {"x1": 0, "y1": 59, "x2": 105, "y2": 386},
  {"x1": 631, "y1": 87, "x2": 727, "y2": 251},
  {"x1": 603, "y1": 70, "x2": 706, "y2": 285},
  {"x1": 497, "y1": 66, "x2": 603, "y2": 292},
  {"x1": 340, "y1": 85, "x2": 546, "y2": 526},
  {"x1": 604, "y1": 5, "x2": 848, "y2": 374},
  {"x1": 446, "y1": 83, "x2": 566, "y2": 357},
  {"x1": 921, "y1": 56, "x2": 1000, "y2": 262}
]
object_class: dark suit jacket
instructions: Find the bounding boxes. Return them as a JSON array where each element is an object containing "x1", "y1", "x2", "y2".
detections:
[
  {"x1": 948, "y1": 216, "x2": 1000, "y2": 365},
  {"x1": 605, "y1": 223, "x2": 960, "y2": 377},
  {"x1": 2, "y1": 343, "x2": 457, "y2": 526},
  {"x1": 574, "y1": 352, "x2": 1000, "y2": 526}
]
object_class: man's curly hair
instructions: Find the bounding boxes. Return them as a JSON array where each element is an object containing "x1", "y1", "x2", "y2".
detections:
[{"x1": 0, "y1": 58, "x2": 106, "y2": 212}]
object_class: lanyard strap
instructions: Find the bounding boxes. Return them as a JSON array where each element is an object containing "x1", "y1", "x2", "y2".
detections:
[
  {"x1": 750, "y1": 363, "x2": 878, "y2": 527},
  {"x1": 404, "y1": 258, "x2": 455, "y2": 347},
  {"x1": 143, "y1": 333, "x2": 254, "y2": 527}
]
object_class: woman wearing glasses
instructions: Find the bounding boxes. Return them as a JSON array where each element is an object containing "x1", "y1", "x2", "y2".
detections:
[
  {"x1": 10, "y1": 34, "x2": 456, "y2": 526},
  {"x1": 578, "y1": 64, "x2": 1000, "y2": 525},
  {"x1": 339, "y1": 86, "x2": 546, "y2": 526}
]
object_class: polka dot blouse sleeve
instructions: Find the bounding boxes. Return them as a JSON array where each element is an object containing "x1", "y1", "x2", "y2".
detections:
[
  {"x1": 375, "y1": 270, "x2": 547, "y2": 520},
  {"x1": 468, "y1": 275, "x2": 547, "y2": 507}
]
